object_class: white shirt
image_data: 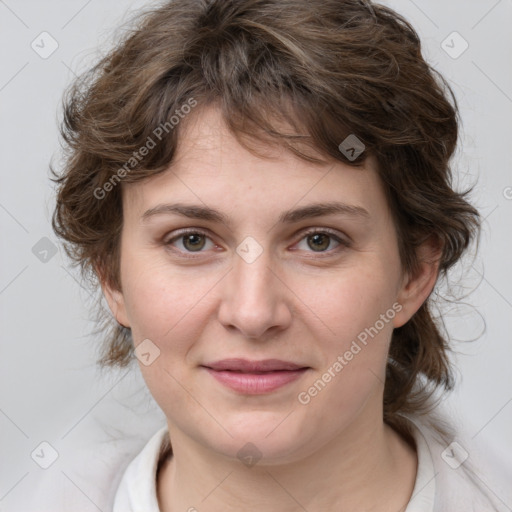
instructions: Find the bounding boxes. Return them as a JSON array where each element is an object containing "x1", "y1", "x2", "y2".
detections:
[{"x1": 112, "y1": 413, "x2": 512, "y2": 511}]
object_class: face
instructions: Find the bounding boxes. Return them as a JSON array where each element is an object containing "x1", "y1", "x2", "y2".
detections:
[{"x1": 103, "y1": 105, "x2": 437, "y2": 464}]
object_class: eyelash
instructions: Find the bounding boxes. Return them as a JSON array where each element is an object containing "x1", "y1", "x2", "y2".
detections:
[{"x1": 163, "y1": 227, "x2": 351, "y2": 259}]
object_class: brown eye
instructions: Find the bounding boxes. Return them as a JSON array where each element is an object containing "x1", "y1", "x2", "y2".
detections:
[
  {"x1": 182, "y1": 233, "x2": 206, "y2": 251},
  {"x1": 165, "y1": 229, "x2": 215, "y2": 255},
  {"x1": 293, "y1": 228, "x2": 350, "y2": 256},
  {"x1": 306, "y1": 233, "x2": 334, "y2": 252}
]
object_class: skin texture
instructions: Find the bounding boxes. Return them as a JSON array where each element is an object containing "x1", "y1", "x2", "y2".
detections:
[{"x1": 102, "y1": 105, "x2": 441, "y2": 511}]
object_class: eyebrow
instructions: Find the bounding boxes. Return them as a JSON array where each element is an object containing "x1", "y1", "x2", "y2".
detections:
[{"x1": 141, "y1": 201, "x2": 370, "y2": 225}]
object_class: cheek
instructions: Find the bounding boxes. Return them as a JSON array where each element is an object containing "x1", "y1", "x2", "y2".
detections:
[
  {"x1": 119, "y1": 256, "x2": 220, "y2": 415},
  {"x1": 304, "y1": 262, "x2": 399, "y2": 347},
  {"x1": 120, "y1": 251, "x2": 218, "y2": 343},
  {"x1": 294, "y1": 262, "x2": 399, "y2": 405},
  {"x1": 295, "y1": 293, "x2": 394, "y2": 437}
]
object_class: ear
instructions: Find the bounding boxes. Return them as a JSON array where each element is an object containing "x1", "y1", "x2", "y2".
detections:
[
  {"x1": 96, "y1": 265, "x2": 131, "y2": 328},
  {"x1": 392, "y1": 236, "x2": 442, "y2": 329}
]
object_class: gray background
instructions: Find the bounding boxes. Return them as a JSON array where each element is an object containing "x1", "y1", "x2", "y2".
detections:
[{"x1": 1, "y1": 0, "x2": 511, "y2": 510}]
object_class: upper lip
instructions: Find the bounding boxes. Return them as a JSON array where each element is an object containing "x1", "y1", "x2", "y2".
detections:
[{"x1": 202, "y1": 358, "x2": 308, "y2": 372}]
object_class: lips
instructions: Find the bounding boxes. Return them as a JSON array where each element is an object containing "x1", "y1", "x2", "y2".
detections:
[
  {"x1": 201, "y1": 358, "x2": 310, "y2": 394},
  {"x1": 202, "y1": 358, "x2": 307, "y2": 373}
]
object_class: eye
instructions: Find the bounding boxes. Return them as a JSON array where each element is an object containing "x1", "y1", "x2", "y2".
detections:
[
  {"x1": 164, "y1": 229, "x2": 216, "y2": 254},
  {"x1": 294, "y1": 228, "x2": 350, "y2": 254},
  {"x1": 163, "y1": 227, "x2": 350, "y2": 258}
]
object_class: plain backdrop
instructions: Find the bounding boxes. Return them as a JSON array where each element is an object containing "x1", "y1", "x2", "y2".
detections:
[{"x1": 1, "y1": 0, "x2": 511, "y2": 510}]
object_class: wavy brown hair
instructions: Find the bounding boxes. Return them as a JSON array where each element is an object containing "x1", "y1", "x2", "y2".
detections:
[{"x1": 52, "y1": 0, "x2": 480, "y2": 439}]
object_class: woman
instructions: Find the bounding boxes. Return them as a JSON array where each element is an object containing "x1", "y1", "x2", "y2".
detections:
[{"x1": 52, "y1": 0, "x2": 511, "y2": 510}]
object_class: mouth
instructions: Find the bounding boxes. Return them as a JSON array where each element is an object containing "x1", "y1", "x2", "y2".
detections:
[{"x1": 201, "y1": 358, "x2": 310, "y2": 394}]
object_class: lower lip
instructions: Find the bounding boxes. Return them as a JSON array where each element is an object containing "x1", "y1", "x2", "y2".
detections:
[{"x1": 203, "y1": 367, "x2": 308, "y2": 394}]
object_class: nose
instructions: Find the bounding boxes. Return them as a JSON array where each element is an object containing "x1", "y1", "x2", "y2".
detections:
[{"x1": 217, "y1": 248, "x2": 293, "y2": 340}]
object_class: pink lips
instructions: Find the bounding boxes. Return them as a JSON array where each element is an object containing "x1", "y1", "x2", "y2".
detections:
[{"x1": 201, "y1": 358, "x2": 309, "y2": 394}]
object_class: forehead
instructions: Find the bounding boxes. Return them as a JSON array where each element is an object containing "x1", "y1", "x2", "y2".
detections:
[{"x1": 122, "y1": 105, "x2": 385, "y2": 220}]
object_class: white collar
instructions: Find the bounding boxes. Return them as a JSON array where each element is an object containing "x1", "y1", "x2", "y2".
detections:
[{"x1": 113, "y1": 418, "x2": 436, "y2": 512}]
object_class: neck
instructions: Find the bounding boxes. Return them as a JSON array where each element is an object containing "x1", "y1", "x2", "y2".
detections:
[{"x1": 157, "y1": 405, "x2": 418, "y2": 512}]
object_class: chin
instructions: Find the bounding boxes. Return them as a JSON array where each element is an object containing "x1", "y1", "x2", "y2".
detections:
[{"x1": 203, "y1": 412, "x2": 316, "y2": 466}]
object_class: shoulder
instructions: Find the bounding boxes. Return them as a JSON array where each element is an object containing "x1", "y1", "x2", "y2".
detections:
[
  {"x1": 404, "y1": 409, "x2": 512, "y2": 512},
  {"x1": 112, "y1": 425, "x2": 171, "y2": 512}
]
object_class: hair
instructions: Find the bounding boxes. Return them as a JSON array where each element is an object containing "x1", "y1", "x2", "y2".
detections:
[{"x1": 52, "y1": 0, "x2": 480, "y2": 440}]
